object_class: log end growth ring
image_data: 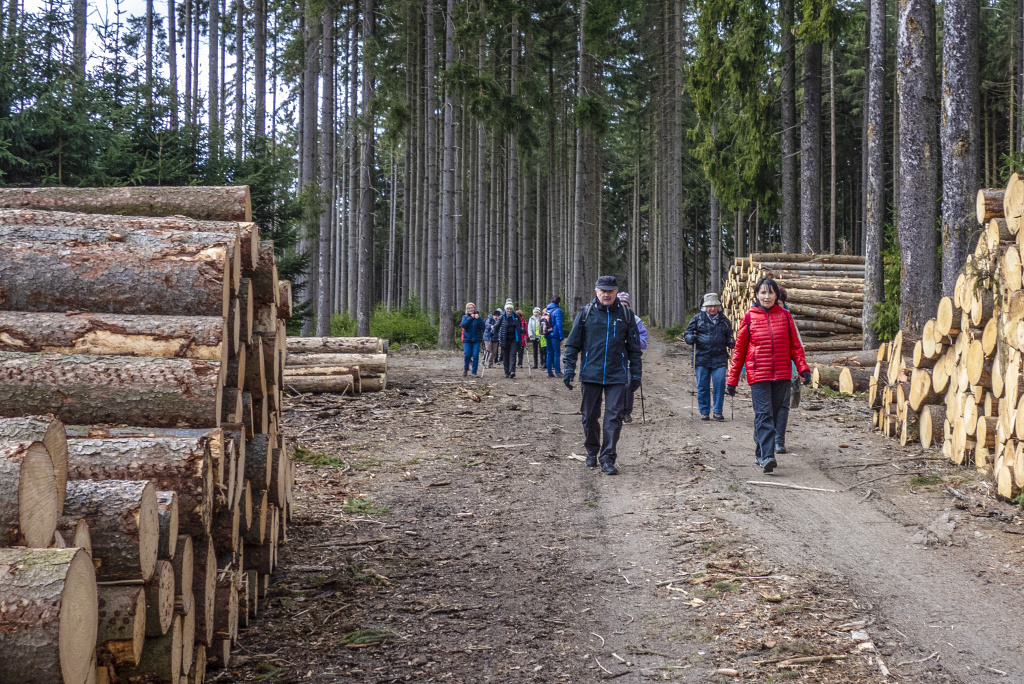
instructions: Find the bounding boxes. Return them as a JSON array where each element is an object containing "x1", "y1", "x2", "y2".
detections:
[{"x1": 20, "y1": 441, "x2": 60, "y2": 548}]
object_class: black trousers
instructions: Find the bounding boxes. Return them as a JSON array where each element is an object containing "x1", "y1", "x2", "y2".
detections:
[
  {"x1": 532, "y1": 339, "x2": 542, "y2": 368},
  {"x1": 581, "y1": 382, "x2": 627, "y2": 464},
  {"x1": 503, "y1": 342, "x2": 519, "y2": 376}
]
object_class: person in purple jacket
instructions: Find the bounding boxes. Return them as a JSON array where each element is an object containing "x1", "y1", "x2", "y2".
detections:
[{"x1": 617, "y1": 292, "x2": 648, "y2": 423}]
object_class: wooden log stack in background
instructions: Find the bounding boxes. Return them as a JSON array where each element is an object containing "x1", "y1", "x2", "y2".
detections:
[
  {"x1": 0, "y1": 186, "x2": 293, "y2": 683},
  {"x1": 865, "y1": 182, "x2": 1024, "y2": 502},
  {"x1": 720, "y1": 253, "x2": 865, "y2": 353},
  {"x1": 283, "y1": 337, "x2": 389, "y2": 393}
]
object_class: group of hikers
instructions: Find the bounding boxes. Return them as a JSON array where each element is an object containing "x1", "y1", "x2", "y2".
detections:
[{"x1": 459, "y1": 274, "x2": 810, "y2": 477}]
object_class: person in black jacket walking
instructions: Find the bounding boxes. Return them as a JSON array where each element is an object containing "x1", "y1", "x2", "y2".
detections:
[
  {"x1": 684, "y1": 293, "x2": 734, "y2": 421},
  {"x1": 563, "y1": 276, "x2": 643, "y2": 475},
  {"x1": 497, "y1": 299, "x2": 523, "y2": 378}
]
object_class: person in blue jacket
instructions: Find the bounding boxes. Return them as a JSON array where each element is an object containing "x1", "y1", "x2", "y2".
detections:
[
  {"x1": 562, "y1": 276, "x2": 643, "y2": 475},
  {"x1": 684, "y1": 292, "x2": 734, "y2": 421},
  {"x1": 497, "y1": 299, "x2": 524, "y2": 378},
  {"x1": 544, "y1": 296, "x2": 565, "y2": 378},
  {"x1": 616, "y1": 291, "x2": 648, "y2": 423},
  {"x1": 460, "y1": 302, "x2": 486, "y2": 377}
]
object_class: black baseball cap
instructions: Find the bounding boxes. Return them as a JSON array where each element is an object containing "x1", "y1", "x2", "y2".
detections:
[{"x1": 595, "y1": 275, "x2": 619, "y2": 291}]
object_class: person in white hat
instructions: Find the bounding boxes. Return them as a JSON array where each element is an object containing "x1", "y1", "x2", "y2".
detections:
[
  {"x1": 527, "y1": 307, "x2": 544, "y2": 370},
  {"x1": 497, "y1": 300, "x2": 523, "y2": 378},
  {"x1": 683, "y1": 292, "x2": 734, "y2": 421}
]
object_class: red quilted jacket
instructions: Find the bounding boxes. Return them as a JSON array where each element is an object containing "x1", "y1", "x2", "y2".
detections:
[{"x1": 726, "y1": 304, "x2": 810, "y2": 386}]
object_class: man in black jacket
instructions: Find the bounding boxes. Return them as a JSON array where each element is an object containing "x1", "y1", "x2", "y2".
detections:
[
  {"x1": 563, "y1": 276, "x2": 643, "y2": 475},
  {"x1": 683, "y1": 292, "x2": 734, "y2": 421}
]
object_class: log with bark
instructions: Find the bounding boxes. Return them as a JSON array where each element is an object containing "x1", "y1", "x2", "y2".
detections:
[
  {"x1": 785, "y1": 291, "x2": 864, "y2": 308},
  {"x1": 0, "y1": 414, "x2": 68, "y2": 515},
  {"x1": 62, "y1": 480, "x2": 158, "y2": 582},
  {"x1": 0, "y1": 311, "x2": 230, "y2": 364},
  {"x1": 180, "y1": 605, "x2": 196, "y2": 676},
  {"x1": 145, "y1": 559, "x2": 175, "y2": 637},
  {"x1": 920, "y1": 404, "x2": 946, "y2": 449},
  {"x1": 126, "y1": 613, "x2": 181, "y2": 684},
  {"x1": 65, "y1": 434, "x2": 215, "y2": 538},
  {"x1": 793, "y1": 319, "x2": 860, "y2": 334},
  {"x1": 0, "y1": 352, "x2": 222, "y2": 429},
  {"x1": 909, "y1": 368, "x2": 941, "y2": 411},
  {"x1": 278, "y1": 280, "x2": 292, "y2": 319},
  {"x1": 0, "y1": 547, "x2": 98, "y2": 684},
  {"x1": 0, "y1": 186, "x2": 251, "y2": 221},
  {"x1": 244, "y1": 240, "x2": 279, "y2": 307},
  {"x1": 96, "y1": 584, "x2": 147, "y2": 666},
  {"x1": 773, "y1": 278, "x2": 865, "y2": 293},
  {"x1": 56, "y1": 517, "x2": 92, "y2": 557},
  {"x1": 0, "y1": 440, "x2": 58, "y2": 548},
  {"x1": 0, "y1": 239, "x2": 232, "y2": 317},
  {"x1": 156, "y1": 491, "x2": 178, "y2": 560},
  {"x1": 172, "y1": 534, "x2": 194, "y2": 617},
  {"x1": 749, "y1": 253, "x2": 866, "y2": 264},
  {"x1": 192, "y1": 537, "x2": 217, "y2": 648},
  {"x1": 283, "y1": 374, "x2": 357, "y2": 394},
  {"x1": 285, "y1": 352, "x2": 387, "y2": 374},
  {"x1": 786, "y1": 303, "x2": 864, "y2": 330},
  {"x1": 286, "y1": 337, "x2": 386, "y2": 355},
  {"x1": 977, "y1": 188, "x2": 1005, "y2": 223},
  {"x1": 756, "y1": 261, "x2": 865, "y2": 273}
]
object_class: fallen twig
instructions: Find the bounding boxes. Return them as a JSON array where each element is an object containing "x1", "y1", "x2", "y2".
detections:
[
  {"x1": 777, "y1": 655, "x2": 848, "y2": 668},
  {"x1": 896, "y1": 651, "x2": 939, "y2": 666},
  {"x1": 490, "y1": 443, "x2": 531, "y2": 449},
  {"x1": 595, "y1": 658, "x2": 613, "y2": 676},
  {"x1": 746, "y1": 481, "x2": 838, "y2": 493},
  {"x1": 847, "y1": 471, "x2": 921, "y2": 491},
  {"x1": 591, "y1": 633, "x2": 606, "y2": 647}
]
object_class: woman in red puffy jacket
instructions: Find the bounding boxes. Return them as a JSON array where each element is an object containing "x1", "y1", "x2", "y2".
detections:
[{"x1": 726, "y1": 277, "x2": 811, "y2": 474}]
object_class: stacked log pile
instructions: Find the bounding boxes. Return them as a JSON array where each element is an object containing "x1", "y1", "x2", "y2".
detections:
[
  {"x1": 284, "y1": 337, "x2": 389, "y2": 393},
  {"x1": 0, "y1": 187, "x2": 293, "y2": 683},
  {"x1": 721, "y1": 253, "x2": 866, "y2": 352},
  {"x1": 867, "y1": 182, "x2": 1024, "y2": 502}
]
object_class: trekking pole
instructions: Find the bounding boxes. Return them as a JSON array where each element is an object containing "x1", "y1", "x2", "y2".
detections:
[
  {"x1": 526, "y1": 342, "x2": 532, "y2": 378},
  {"x1": 480, "y1": 348, "x2": 488, "y2": 379},
  {"x1": 731, "y1": 390, "x2": 734, "y2": 420},
  {"x1": 639, "y1": 381, "x2": 647, "y2": 425}
]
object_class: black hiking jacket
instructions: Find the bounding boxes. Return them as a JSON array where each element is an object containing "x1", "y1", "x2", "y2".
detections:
[{"x1": 562, "y1": 298, "x2": 643, "y2": 385}]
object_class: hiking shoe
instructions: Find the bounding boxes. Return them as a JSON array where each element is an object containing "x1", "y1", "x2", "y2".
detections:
[
  {"x1": 762, "y1": 458, "x2": 777, "y2": 474},
  {"x1": 585, "y1": 454, "x2": 598, "y2": 467},
  {"x1": 463, "y1": 370, "x2": 468, "y2": 377},
  {"x1": 700, "y1": 414, "x2": 710, "y2": 421},
  {"x1": 623, "y1": 413, "x2": 633, "y2": 424},
  {"x1": 713, "y1": 413, "x2": 724, "y2": 422},
  {"x1": 601, "y1": 462, "x2": 619, "y2": 476},
  {"x1": 556, "y1": 372, "x2": 564, "y2": 378},
  {"x1": 776, "y1": 446, "x2": 787, "y2": 454}
]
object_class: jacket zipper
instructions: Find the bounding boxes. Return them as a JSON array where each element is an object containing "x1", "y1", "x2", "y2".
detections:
[{"x1": 766, "y1": 306, "x2": 776, "y2": 381}]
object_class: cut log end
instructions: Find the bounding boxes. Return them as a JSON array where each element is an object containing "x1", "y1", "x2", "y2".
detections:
[{"x1": 1, "y1": 440, "x2": 59, "y2": 548}]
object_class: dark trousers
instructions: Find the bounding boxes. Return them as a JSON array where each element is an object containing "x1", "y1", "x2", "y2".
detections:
[
  {"x1": 581, "y1": 382, "x2": 627, "y2": 464},
  {"x1": 502, "y1": 342, "x2": 519, "y2": 376},
  {"x1": 750, "y1": 380, "x2": 790, "y2": 466},
  {"x1": 532, "y1": 339, "x2": 541, "y2": 368},
  {"x1": 775, "y1": 380, "x2": 793, "y2": 449},
  {"x1": 517, "y1": 343, "x2": 525, "y2": 366}
]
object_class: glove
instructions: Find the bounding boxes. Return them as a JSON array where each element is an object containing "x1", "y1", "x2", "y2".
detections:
[
  {"x1": 563, "y1": 372, "x2": 576, "y2": 390},
  {"x1": 630, "y1": 376, "x2": 642, "y2": 393},
  {"x1": 801, "y1": 370, "x2": 812, "y2": 386},
  {"x1": 726, "y1": 385, "x2": 737, "y2": 397}
]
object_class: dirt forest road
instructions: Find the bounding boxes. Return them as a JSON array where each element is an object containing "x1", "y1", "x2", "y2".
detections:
[{"x1": 235, "y1": 336, "x2": 1024, "y2": 683}]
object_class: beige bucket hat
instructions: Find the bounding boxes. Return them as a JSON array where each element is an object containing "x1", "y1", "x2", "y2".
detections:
[{"x1": 702, "y1": 292, "x2": 722, "y2": 309}]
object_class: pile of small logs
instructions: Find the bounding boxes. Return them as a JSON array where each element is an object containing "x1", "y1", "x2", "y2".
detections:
[
  {"x1": 808, "y1": 349, "x2": 877, "y2": 395},
  {"x1": 284, "y1": 337, "x2": 389, "y2": 393},
  {"x1": 867, "y1": 181, "x2": 1024, "y2": 502},
  {"x1": 721, "y1": 253, "x2": 865, "y2": 352},
  {"x1": 0, "y1": 187, "x2": 293, "y2": 684}
]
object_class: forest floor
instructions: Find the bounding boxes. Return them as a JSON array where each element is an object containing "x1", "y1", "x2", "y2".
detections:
[{"x1": 227, "y1": 334, "x2": 1024, "y2": 683}]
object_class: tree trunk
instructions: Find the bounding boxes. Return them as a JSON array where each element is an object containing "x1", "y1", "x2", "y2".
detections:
[
  {"x1": 0, "y1": 441, "x2": 57, "y2": 549},
  {"x1": 209, "y1": 0, "x2": 220, "y2": 165},
  {"x1": 146, "y1": 0, "x2": 154, "y2": 109},
  {"x1": 234, "y1": 0, "x2": 244, "y2": 158},
  {"x1": 941, "y1": 0, "x2": 980, "y2": 296},
  {"x1": 287, "y1": 336, "x2": 384, "y2": 354},
  {"x1": 0, "y1": 187, "x2": 252, "y2": 221},
  {"x1": 253, "y1": 0, "x2": 266, "y2": 139},
  {"x1": 63, "y1": 480, "x2": 158, "y2": 582},
  {"x1": 0, "y1": 548, "x2": 97, "y2": 684},
  {"x1": 863, "y1": 0, "x2": 885, "y2": 348},
  {"x1": 97, "y1": 585, "x2": 147, "y2": 666},
  {"x1": 184, "y1": 0, "x2": 192, "y2": 123},
  {"x1": 73, "y1": 0, "x2": 86, "y2": 74},
  {"x1": 347, "y1": 18, "x2": 361, "y2": 315},
  {"x1": 425, "y1": 0, "x2": 439, "y2": 316},
  {"x1": 438, "y1": 0, "x2": 457, "y2": 347},
  {"x1": 317, "y1": 1, "x2": 336, "y2": 337},
  {"x1": 780, "y1": 0, "x2": 798, "y2": 253},
  {"x1": 897, "y1": 0, "x2": 940, "y2": 334},
  {"x1": 356, "y1": 0, "x2": 376, "y2": 337},
  {"x1": 800, "y1": 35, "x2": 822, "y2": 254},
  {"x1": 299, "y1": 0, "x2": 322, "y2": 336}
]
